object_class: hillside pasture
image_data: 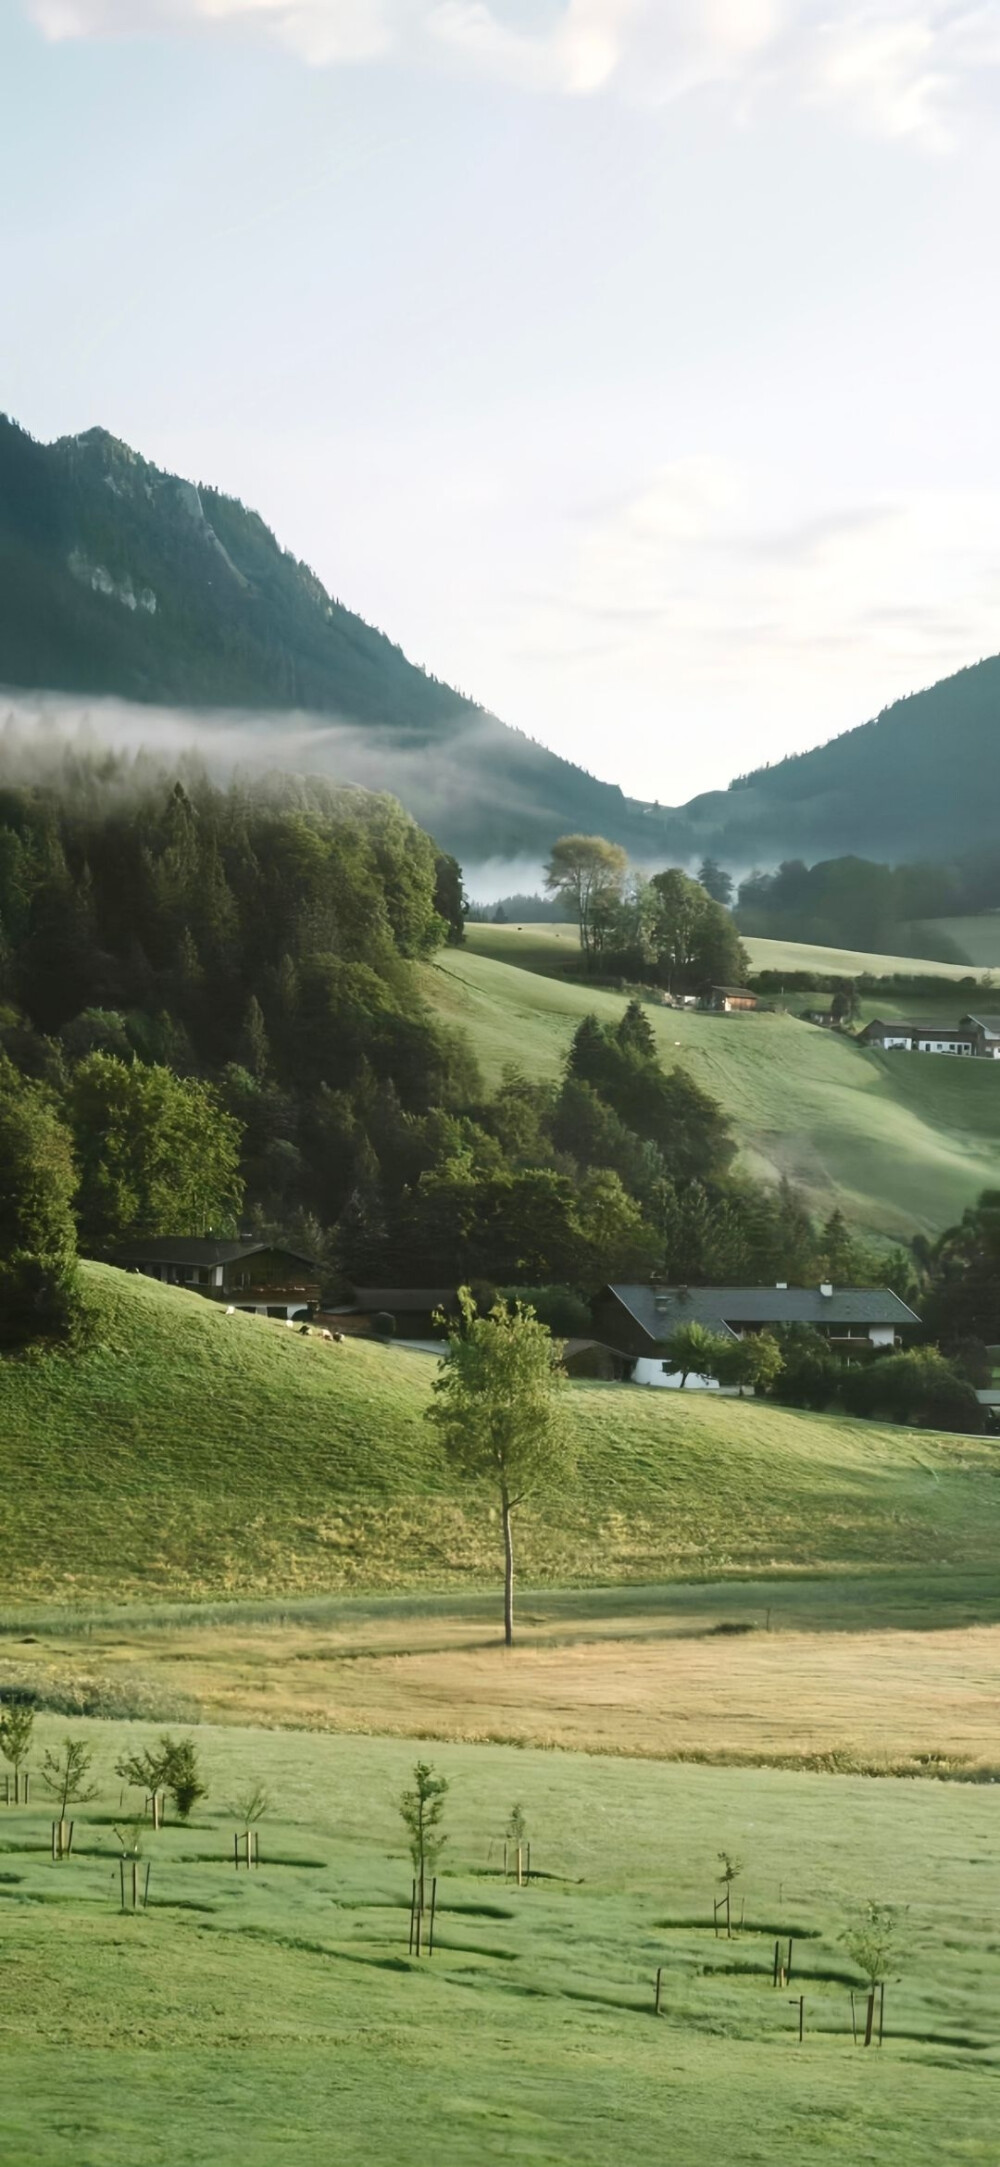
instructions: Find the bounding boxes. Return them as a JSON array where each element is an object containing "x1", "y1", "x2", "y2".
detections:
[
  {"x1": 2, "y1": 1266, "x2": 998, "y2": 1609},
  {"x1": 425, "y1": 946, "x2": 1000, "y2": 1234},
  {"x1": 1, "y1": 1719, "x2": 997, "y2": 2167},
  {"x1": 464, "y1": 923, "x2": 997, "y2": 984}
]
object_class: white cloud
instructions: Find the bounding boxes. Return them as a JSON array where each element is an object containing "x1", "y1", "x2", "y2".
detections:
[{"x1": 25, "y1": 0, "x2": 1000, "y2": 147}]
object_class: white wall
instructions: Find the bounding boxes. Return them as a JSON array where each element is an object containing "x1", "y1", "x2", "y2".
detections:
[{"x1": 633, "y1": 1358, "x2": 719, "y2": 1391}]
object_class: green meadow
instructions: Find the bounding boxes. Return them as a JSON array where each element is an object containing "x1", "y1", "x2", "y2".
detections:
[
  {"x1": 426, "y1": 937, "x2": 1000, "y2": 1236},
  {"x1": 2, "y1": 1720, "x2": 998, "y2": 2167}
]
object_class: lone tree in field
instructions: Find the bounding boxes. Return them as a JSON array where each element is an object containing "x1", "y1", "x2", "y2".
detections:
[
  {"x1": 40, "y1": 1738, "x2": 98, "y2": 1820},
  {"x1": 0, "y1": 1701, "x2": 35, "y2": 1791},
  {"x1": 427, "y1": 1290, "x2": 572, "y2": 1646},
  {"x1": 842, "y1": 1900, "x2": 903, "y2": 2046},
  {"x1": 399, "y1": 1761, "x2": 449, "y2": 1906},
  {"x1": 544, "y1": 835, "x2": 627, "y2": 969}
]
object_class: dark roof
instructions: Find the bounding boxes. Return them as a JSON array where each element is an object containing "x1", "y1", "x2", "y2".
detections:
[
  {"x1": 711, "y1": 985, "x2": 758, "y2": 997},
  {"x1": 112, "y1": 1238, "x2": 318, "y2": 1269},
  {"x1": 350, "y1": 1288, "x2": 458, "y2": 1312},
  {"x1": 860, "y1": 1018, "x2": 976, "y2": 1040},
  {"x1": 961, "y1": 1013, "x2": 1000, "y2": 1034},
  {"x1": 602, "y1": 1283, "x2": 920, "y2": 1341}
]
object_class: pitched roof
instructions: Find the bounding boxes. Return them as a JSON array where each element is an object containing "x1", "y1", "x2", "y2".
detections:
[
  {"x1": 602, "y1": 1283, "x2": 920, "y2": 1342},
  {"x1": 112, "y1": 1238, "x2": 319, "y2": 1269},
  {"x1": 350, "y1": 1288, "x2": 459, "y2": 1311},
  {"x1": 860, "y1": 1019, "x2": 976, "y2": 1039},
  {"x1": 961, "y1": 1014, "x2": 1000, "y2": 1034}
]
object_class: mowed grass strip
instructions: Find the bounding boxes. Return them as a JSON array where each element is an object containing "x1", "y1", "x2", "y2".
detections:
[
  {"x1": 1, "y1": 1719, "x2": 998, "y2": 2166},
  {"x1": 1, "y1": 1265, "x2": 998, "y2": 1607},
  {"x1": 428, "y1": 937, "x2": 1000, "y2": 1234}
]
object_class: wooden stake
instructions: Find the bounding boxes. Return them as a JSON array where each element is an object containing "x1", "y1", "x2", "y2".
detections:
[
  {"x1": 786, "y1": 1937, "x2": 793, "y2": 1982},
  {"x1": 526, "y1": 1842, "x2": 531, "y2": 1884},
  {"x1": 864, "y1": 1988, "x2": 875, "y2": 2047},
  {"x1": 144, "y1": 1862, "x2": 151, "y2": 1909},
  {"x1": 850, "y1": 1992, "x2": 857, "y2": 2044},
  {"x1": 119, "y1": 1857, "x2": 126, "y2": 1912},
  {"x1": 726, "y1": 1885, "x2": 732, "y2": 1939},
  {"x1": 245, "y1": 1830, "x2": 252, "y2": 1870},
  {"x1": 788, "y1": 1995, "x2": 804, "y2": 2043},
  {"x1": 408, "y1": 1878, "x2": 417, "y2": 1954},
  {"x1": 234, "y1": 1832, "x2": 239, "y2": 1870},
  {"x1": 517, "y1": 1845, "x2": 523, "y2": 1889},
  {"x1": 429, "y1": 1876, "x2": 437, "y2": 1956},
  {"x1": 132, "y1": 1858, "x2": 139, "y2": 1912},
  {"x1": 655, "y1": 1967, "x2": 662, "y2": 2016},
  {"x1": 503, "y1": 1841, "x2": 508, "y2": 1877},
  {"x1": 415, "y1": 1902, "x2": 422, "y2": 1958},
  {"x1": 773, "y1": 1939, "x2": 780, "y2": 1988},
  {"x1": 878, "y1": 1982, "x2": 885, "y2": 2047}
]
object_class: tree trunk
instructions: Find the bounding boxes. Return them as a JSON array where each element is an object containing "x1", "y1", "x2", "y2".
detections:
[{"x1": 502, "y1": 1494, "x2": 514, "y2": 1647}]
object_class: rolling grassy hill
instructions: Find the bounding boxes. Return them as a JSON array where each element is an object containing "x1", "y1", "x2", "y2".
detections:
[
  {"x1": 428, "y1": 935, "x2": 1000, "y2": 1237},
  {"x1": 1, "y1": 1265, "x2": 997, "y2": 1611},
  {"x1": 466, "y1": 922, "x2": 995, "y2": 984}
]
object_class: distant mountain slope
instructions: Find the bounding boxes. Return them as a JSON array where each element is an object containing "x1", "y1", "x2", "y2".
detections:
[
  {"x1": 3, "y1": 412, "x2": 999, "y2": 871},
  {"x1": 661, "y1": 657, "x2": 1000, "y2": 867},
  {"x1": 0, "y1": 415, "x2": 665, "y2": 863}
]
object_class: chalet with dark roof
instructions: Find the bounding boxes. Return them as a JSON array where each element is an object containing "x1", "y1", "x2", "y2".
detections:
[
  {"x1": 111, "y1": 1238, "x2": 320, "y2": 1320},
  {"x1": 593, "y1": 1282, "x2": 920, "y2": 1389}
]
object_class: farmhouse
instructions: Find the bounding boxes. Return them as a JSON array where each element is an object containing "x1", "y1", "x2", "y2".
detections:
[
  {"x1": 959, "y1": 1013, "x2": 1000, "y2": 1057},
  {"x1": 858, "y1": 1018, "x2": 980, "y2": 1055},
  {"x1": 702, "y1": 985, "x2": 761, "y2": 1013},
  {"x1": 111, "y1": 1238, "x2": 320, "y2": 1320},
  {"x1": 322, "y1": 1288, "x2": 458, "y2": 1339},
  {"x1": 593, "y1": 1282, "x2": 920, "y2": 1389}
]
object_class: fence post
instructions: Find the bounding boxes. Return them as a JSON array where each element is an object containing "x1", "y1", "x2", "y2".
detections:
[
  {"x1": 864, "y1": 1988, "x2": 875, "y2": 2047},
  {"x1": 850, "y1": 1992, "x2": 857, "y2": 2044},
  {"x1": 144, "y1": 1862, "x2": 151, "y2": 1910},
  {"x1": 878, "y1": 1982, "x2": 885, "y2": 2047},
  {"x1": 429, "y1": 1877, "x2": 437, "y2": 1956},
  {"x1": 119, "y1": 1857, "x2": 126, "y2": 1912},
  {"x1": 773, "y1": 1939, "x2": 780, "y2": 1988},
  {"x1": 655, "y1": 1967, "x2": 662, "y2": 2016}
]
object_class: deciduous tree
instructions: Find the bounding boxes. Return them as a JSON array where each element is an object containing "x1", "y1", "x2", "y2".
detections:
[{"x1": 427, "y1": 1291, "x2": 572, "y2": 1645}]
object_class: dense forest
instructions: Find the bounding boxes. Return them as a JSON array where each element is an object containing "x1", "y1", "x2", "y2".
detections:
[{"x1": 0, "y1": 750, "x2": 911, "y2": 1350}]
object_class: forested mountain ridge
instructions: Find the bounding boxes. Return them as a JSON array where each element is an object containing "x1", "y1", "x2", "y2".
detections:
[
  {"x1": 0, "y1": 415, "x2": 662, "y2": 863},
  {"x1": 670, "y1": 655, "x2": 1000, "y2": 867},
  {"x1": 4, "y1": 412, "x2": 999, "y2": 871}
]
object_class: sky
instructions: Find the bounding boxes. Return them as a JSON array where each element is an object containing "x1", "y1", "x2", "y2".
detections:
[{"x1": 3, "y1": 1, "x2": 1000, "y2": 805}]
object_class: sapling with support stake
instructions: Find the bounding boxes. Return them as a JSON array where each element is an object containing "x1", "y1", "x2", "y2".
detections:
[
  {"x1": 0, "y1": 1698, "x2": 34, "y2": 1804},
  {"x1": 41, "y1": 1736, "x2": 98, "y2": 1857},
  {"x1": 399, "y1": 1761, "x2": 448, "y2": 1948},
  {"x1": 228, "y1": 1781, "x2": 269, "y2": 1867},
  {"x1": 715, "y1": 1851, "x2": 743, "y2": 1938},
  {"x1": 842, "y1": 1900, "x2": 903, "y2": 2046}
]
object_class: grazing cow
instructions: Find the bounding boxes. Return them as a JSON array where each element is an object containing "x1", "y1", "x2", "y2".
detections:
[
  {"x1": 225, "y1": 1305, "x2": 236, "y2": 1316},
  {"x1": 299, "y1": 1324, "x2": 310, "y2": 1336}
]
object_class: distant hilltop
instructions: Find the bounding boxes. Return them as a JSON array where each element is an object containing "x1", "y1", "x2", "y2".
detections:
[{"x1": 2, "y1": 412, "x2": 999, "y2": 870}]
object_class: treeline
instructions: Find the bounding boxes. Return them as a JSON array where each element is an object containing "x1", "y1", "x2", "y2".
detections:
[{"x1": 736, "y1": 851, "x2": 1000, "y2": 960}]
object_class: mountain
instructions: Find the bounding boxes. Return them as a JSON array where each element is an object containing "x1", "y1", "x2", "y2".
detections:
[
  {"x1": 664, "y1": 658, "x2": 1000, "y2": 870},
  {"x1": 3, "y1": 412, "x2": 1000, "y2": 874},
  {"x1": 0, "y1": 415, "x2": 672, "y2": 865}
]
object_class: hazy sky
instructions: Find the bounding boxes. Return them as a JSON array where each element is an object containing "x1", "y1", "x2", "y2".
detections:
[{"x1": 4, "y1": 2, "x2": 1000, "y2": 803}]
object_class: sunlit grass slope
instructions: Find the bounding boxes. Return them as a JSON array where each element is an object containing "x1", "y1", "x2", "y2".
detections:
[
  {"x1": 429, "y1": 942, "x2": 1000, "y2": 1234},
  {"x1": 1, "y1": 1265, "x2": 997, "y2": 1608}
]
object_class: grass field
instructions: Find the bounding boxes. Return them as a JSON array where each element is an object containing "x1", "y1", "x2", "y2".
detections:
[
  {"x1": 464, "y1": 923, "x2": 997, "y2": 985},
  {"x1": 922, "y1": 915, "x2": 1000, "y2": 967},
  {"x1": 2, "y1": 1718, "x2": 998, "y2": 2166},
  {"x1": 2, "y1": 1265, "x2": 998, "y2": 1610},
  {"x1": 424, "y1": 943, "x2": 1000, "y2": 1235}
]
